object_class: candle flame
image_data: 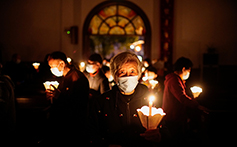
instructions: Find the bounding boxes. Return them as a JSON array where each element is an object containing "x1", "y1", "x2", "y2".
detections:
[{"x1": 149, "y1": 95, "x2": 155, "y2": 103}]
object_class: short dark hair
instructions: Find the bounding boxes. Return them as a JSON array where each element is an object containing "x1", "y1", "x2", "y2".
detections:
[
  {"x1": 174, "y1": 57, "x2": 193, "y2": 72},
  {"x1": 88, "y1": 53, "x2": 102, "y2": 64},
  {"x1": 48, "y1": 51, "x2": 68, "y2": 65}
]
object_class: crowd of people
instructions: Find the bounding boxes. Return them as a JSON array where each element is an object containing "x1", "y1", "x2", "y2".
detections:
[{"x1": 0, "y1": 51, "x2": 209, "y2": 146}]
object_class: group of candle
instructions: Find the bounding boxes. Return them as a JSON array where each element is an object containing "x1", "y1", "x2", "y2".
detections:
[{"x1": 137, "y1": 86, "x2": 202, "y2": 129}]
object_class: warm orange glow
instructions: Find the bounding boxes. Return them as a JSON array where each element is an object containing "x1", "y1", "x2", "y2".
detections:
[
  {"x1": 137, "y1": 106, "x2": 165, "y2": 116},
  {"x1": 137, "y1": 106, "x2": 166, "y2": 129},
  {"x1": 190, "y1": 86, "x2": 202, "y2": 93},
  {"x1": 43, "y1": 81, "x2": 59, "y2": 90},
  {"x1": 32, "y1": 62, "x2": 40, "y2": 70}
]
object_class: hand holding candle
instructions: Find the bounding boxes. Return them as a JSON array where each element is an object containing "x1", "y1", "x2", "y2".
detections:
[
  {"x1": 43, "y1": 81, "x2": 59, "y2": 90},
  {"x1": 190, "y1": 86, "x2": 202, "y2": 98},
  {"x1": 43, "y1": 81, "x2": 59, "y2": 103}
]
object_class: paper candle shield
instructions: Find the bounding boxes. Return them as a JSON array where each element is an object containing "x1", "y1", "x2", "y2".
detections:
[
  {"x1": 43, "y1": 81, "x2": 59, "y2": 90},
  {"x1": 190, "y1": 86, "x2": 202, "y2": 93},
  {"x1": 137, "y1": 106, "x2": 166, "y2": 129}
]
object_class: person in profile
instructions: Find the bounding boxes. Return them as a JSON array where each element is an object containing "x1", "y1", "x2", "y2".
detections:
[
  {"x1": 44, "y1": 51, "x2": 89, "y2": 145},
  {"x1": 83, "y1": 53, "x2": 110, "y2": 99},
  {"x1": 162, "y1": 57, "x2": 208, "y2": 145}
]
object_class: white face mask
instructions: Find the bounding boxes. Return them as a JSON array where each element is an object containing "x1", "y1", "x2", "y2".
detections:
[
  {"x1": 183, "y1": 71, "x2": 190, "y2": 80},
  {"x1": 86, "y1": 64, "x2": 95, "y2": 73},
  {"x1": 117, "y1": 76, "x2": 138, "y2": 93},
  {"x1": 50, "y1": 67, "x2": 63, "y2": 77}
]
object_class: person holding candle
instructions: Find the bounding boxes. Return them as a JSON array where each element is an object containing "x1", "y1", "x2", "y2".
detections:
[
  {"x1": 162, "y1": 57, "x2": 208, "y2": 145},
  {"x1": 89, "y1": 52, "x2": 170, "y2": 147},
  {"x1": 44, "y1": 51, "x2": 89, "y2": 145}
]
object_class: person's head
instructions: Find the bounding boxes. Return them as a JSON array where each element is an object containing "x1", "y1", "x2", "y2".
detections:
[
  {"x1": 86, "y1": 53, "x2": 102, "y2": 73},
  {"x1": 146, "y1": 66, "x2": 157, "y2": 80},
  {"x1": 12, "y1": 53, "x2": 21, "y2": 64},
  {"x1": 110, "y1": 52, "x2": 142, "y2": 94},
  {"x1": 48, "y1": 51, "x2": 69, "y2": 77},
  {"x1": 102, "y1": 65, "x2": 113, "y2": 82},
  {"x1": 174, "y1": 57, "x2": 193, "y2": 80}
]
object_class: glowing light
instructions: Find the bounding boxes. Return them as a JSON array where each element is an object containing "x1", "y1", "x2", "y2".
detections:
[
  {"x1": 137, "y1": 55, "x2": 142, "y2": 62},
  {"x1": 80, "y1": 62, "x2": 85, "y2": 67},
  {"x1": 32, "y1": 62, "x2": 40, "y2": 70},
  {"x1": 43, "y1": 81, "x2": 59, "y2": 90},
  {"x1": 137, "y1": 106, "x2": 166, "y2": 116},
  {"x1": 137, "y1": 106, "x2": 166, "y2": 129},
  {"x1": 67, "y1": 31, "x2": 70, "y2": 35},
  {"x1": 135, "y1": 46, "x2": 141, "y2": 52},
  {"x1": 190, "y1": 86, "x2": 202, "y2": 93},
  {"x1": 67, "y1": 57, "x2": 72, "y2": 63},
  {"x1": 130, "y1": 45, "x2": 135, "y2": 49}
]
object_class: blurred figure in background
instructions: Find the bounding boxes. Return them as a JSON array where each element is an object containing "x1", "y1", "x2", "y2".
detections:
[
  {"x1": 101, "y1": 65, "x2": 115, "y2": 89},
  {"x1": 0, "y1": 63, "x2": 16, "y2": 143},
  {"x1": 3, "y1": 53, "x2": 27, "y2": 96},
  {"x1": 45, "y1": 51, "x2": 89, "y2": 145},
  {"x1": 84, "y1": 53, "x2": 110, "y2": 99},
  {"x1": 162, "y1": 57, "x2": 208, "y2": 145}
]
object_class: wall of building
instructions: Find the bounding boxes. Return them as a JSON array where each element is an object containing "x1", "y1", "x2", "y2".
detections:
[
  {"x1": 173, "y1": 0, "x2": 237, "y2": 67},
  {"x1": 0, "y1": 0, "x2": 237, "y2": 68}
]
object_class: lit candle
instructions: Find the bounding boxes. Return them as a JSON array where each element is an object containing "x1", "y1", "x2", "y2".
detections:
[
  {"x1": 32, "y1": 62, "x2": 40, "y2": 70},
  {"x1": 190, "y1": 86, "x2": 202, "y2": 98},
  {"x1": 43, "y1": 81, "x2": 59, "y2": 90},
  {"x1": 149, "y1": 95, "x2": 155, "y2": 116},
  {"x1": 190, "y1": 86, "x2": 202, "y2": 93},
  {"x1": 137, "y1": 106, "x2": 166, "y2": 129}
]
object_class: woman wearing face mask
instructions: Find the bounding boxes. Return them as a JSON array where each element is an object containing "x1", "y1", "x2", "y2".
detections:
[
  {"x1": 162, "y1": 57, "x2": 208, "y2": 145},
  {"x1": 89, "y1": 52, "x2": 170, "y2": 147}
]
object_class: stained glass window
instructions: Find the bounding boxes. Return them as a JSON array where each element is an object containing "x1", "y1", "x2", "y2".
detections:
[{"x1": 89, "y1": 4, "x2": 146, "y2": 35}]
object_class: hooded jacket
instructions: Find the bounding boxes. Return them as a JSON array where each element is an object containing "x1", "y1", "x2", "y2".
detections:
[{"x1": 162, "y1": 73, "x2": 199, "y2": 123}]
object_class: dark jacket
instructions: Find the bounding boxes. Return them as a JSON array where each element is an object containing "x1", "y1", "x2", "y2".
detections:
[
  {"x1": 84, "y1": 69, "x2": 110, "y2": 97},
  {"x1": 49, "y1": 68, "x2": 89, "y2": 144},
  {"x1": 162, "y1": 73, "x2": 199, "y2": 123},
  {"x1": 89, "y1": 84, "x2": 169, "y2": 147}
]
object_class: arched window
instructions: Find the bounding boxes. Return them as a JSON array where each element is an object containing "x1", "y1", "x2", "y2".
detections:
[
  {"x1": 83, "y1": 1, "x2": 151, "y2": 59},
  {"x1": 89, "y1": 5, "x2": 145, "y2": 35}
]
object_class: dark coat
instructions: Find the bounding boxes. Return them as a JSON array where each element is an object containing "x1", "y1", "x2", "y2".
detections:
[
  {"x1": 84, "y1": 69, "x2": 110, "y2": 97},
  {"x1": 48, "y1": 68, "x2": 89, "y2": 144},
  {"x1": 89, "y1": 84, "x2": 169, "y2": 147},
  {"x1": 162, "y1": 73, "x2": 199, "y2": 123}
]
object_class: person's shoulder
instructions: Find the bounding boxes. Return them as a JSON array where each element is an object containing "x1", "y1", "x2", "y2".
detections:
[{"x1": 137, "y1": 83, "x2": 149, "y2": 91}]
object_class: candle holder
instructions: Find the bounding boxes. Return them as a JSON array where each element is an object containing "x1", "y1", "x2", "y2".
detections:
[
  {"x1": 137, "y1": 106, "x2": 166, "y2": 129},
  {"x1": 43, "y1": 81, "x2": 59, "y2": 90},
  {"x1": 190, "y1": 86, "x2": 202, "y2": 98}
]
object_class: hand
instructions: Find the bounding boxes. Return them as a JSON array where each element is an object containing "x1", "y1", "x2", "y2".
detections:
[
  {"x1": 140, "y1": 128, "x2": 161, "y2": 142},
  {"x1": 45, "y1": 84, "x2": 61, "y2": 100},
  {"x1": 198, "y1": 105, "x2": 209, "y2": 114}
]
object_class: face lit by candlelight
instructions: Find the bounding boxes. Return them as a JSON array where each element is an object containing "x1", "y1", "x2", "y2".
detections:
[
  {"x1": 117, "y1": 62, "x2": 138, "y2": 79},
  {"x1": 48, "y1": 59, "x2": 65, "y2": 77}
]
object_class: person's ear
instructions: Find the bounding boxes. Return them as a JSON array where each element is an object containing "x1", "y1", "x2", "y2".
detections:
[
  {"x1": 96, "y1": 62, "x2": 101, "y2": 68},
  {"x1": 58, "y1": 61, "x2": 65, "y2": 71},
  {"x1": 182, "y1": 67, "x2": 186, "y2": 73}
]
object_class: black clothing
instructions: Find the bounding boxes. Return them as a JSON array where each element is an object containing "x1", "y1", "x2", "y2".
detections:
[
  {"x1": 0, "y1": 75, "x2": 16, "y2": 143},
  {"x1": 89, "y1": 84, "x2": 169, "y2": 147},
  {"x1": 84, "y1": 69, "x2": 110, "y2": 98},
  {"x1": 48, "y1": 68, "x2": 89, "y2": 145}
]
